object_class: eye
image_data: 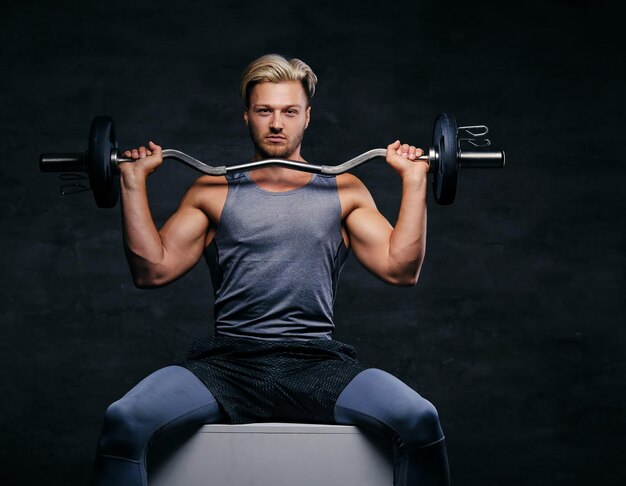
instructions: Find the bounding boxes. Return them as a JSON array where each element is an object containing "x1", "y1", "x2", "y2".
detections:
[{"x1": 285, "y1": 109, "x2": 298, "y2": 116}]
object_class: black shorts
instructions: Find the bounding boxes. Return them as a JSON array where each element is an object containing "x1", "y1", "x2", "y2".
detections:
[{"x1": 179, "y1": 335, "x2": 366, "y2": 424}]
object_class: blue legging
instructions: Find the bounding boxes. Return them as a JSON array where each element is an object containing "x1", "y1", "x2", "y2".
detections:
[{"x1": 91, "y1": 366, "x2": 450, "y2": 485}]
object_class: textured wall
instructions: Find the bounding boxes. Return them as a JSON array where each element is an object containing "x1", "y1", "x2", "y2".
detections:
[{"x1": 1, "y1": 0, "x2": 623, "y2": 484}]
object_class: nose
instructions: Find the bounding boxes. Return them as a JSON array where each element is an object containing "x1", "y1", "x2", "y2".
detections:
[{"x1": 269, "y1": 112, "x2": 284, "y2": 131}]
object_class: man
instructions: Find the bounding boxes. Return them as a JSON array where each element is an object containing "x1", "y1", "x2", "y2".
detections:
[{"x1": 92, "y1": 54, "x2": 450, "y2": 485}]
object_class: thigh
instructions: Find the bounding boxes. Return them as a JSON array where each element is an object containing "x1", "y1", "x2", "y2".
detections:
[
  {"x1": 333, "y1": 368, "x2": 443, "y2": 447},
  {"x1": 105, "y1": 365, "x2": 224, "y2": 442}
]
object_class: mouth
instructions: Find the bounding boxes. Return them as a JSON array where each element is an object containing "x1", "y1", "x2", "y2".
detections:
[{"x1": 266, "y1": 136, "x2": 286, "y2": 143}]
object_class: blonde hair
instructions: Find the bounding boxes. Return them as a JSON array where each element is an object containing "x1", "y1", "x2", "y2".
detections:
[{"x1": 240, "y1": 54, "x2": 318, "y2": 108}]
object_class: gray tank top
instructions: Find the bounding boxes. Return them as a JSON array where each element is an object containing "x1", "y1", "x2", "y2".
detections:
[{"x1": 204, "y1": 172, "x2": 350, "y2": 340}]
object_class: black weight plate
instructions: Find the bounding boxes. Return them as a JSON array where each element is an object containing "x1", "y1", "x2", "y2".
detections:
[
  {"x1": 432, "y1": 113, "x2": 458, "y2": 205},
  {"x1": 88, "y1": 116, "x2": 119, "y2": 208}
]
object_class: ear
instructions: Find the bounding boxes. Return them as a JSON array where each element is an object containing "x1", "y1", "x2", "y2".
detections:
[
  {"x1": 305, "y1": 106, "x2": 311, "y2": 130},
  {"x1": 243, "y1": 109, "x2": 249, "y2": 126}
]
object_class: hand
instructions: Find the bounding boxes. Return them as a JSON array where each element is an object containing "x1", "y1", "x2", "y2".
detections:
[
  {"x1": 386, "y1": 140, "x2": 429, "y2": 180},
  {"x1": 119, "y1": 141, "x2": 163, "y2": 179}
]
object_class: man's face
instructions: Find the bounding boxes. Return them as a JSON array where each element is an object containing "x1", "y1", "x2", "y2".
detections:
[{"x1": 244, "y1": 81, "x2": 311, "y2": 160}]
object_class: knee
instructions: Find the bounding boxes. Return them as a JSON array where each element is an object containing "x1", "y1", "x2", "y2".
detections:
[
  {"x1": 97, "y1": 398, "x2": 152, "y2": 460},
  {"x1": 393, "y1": 398, "x2": 444, "y2": 448}
]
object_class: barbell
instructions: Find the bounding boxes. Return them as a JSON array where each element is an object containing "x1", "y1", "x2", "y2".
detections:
[{"x1": 39, "y1": 113, "x2": 505, "y2": 207}]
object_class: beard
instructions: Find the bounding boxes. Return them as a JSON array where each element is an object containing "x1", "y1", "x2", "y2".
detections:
[{"x1": 250, "y1": 126, "x2": 306, "y2": 160}]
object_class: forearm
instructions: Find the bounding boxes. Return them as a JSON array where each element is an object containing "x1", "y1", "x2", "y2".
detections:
[
  {"x1": 120, "y1": 173, "x2": 166, "y2": 284},
  {"x1": 387, "y1": 173, "x2": 428, "y2": 284}
]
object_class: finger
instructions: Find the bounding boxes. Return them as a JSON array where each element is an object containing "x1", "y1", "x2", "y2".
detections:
[
  {"x1": 399, "y1": 143, "x2": 410, "y2": 156},
  {"x1": 123, "y1": 150, "x2": 132, "y2": 157},
  {"x1": 131, "y1": 149, "x2": 139, "y2": 159},
  {"x1": 138, "y1": 146, "x2": 147, "y2": 158},
  {"x1": 148, "y1": 141, "x2": 162, "y2": 152},
  {"x1": 388, "y1": 141, "x2": 400, "y2": 153},
  {"x1": 408, "y1": 145, "x2": 417, "y2": 160}
]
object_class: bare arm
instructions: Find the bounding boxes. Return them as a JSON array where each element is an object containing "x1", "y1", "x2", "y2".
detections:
[
  {"x1": 342, "y1": 141, "x2": 428, "y2": 286},
  {"x1": 119, "y1": 142, "x2": 216, "y2": 288}
]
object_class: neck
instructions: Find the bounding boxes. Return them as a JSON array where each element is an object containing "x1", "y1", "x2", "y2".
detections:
[
  {"x1": 249, "y1": 164, "x2": 310, "y2": 182},
  {"x1": 253, "y1": 145, "x2": 306, "y2": 163},
  {"x1": 249, "y1": 144, "x2": 309, "y2": 183},
  {"x1": 249, "y1": 151, "x2": 310, "y2": 185}
]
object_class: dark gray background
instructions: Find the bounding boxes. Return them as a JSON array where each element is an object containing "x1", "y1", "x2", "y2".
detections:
[{"x1": 1, "y1": 0, "x2": 623, "y2": 484}]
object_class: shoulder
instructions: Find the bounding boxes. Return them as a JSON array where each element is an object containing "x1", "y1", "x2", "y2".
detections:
[
  {"x1": 185, "y1": 175, "x2": 228, "y2": 196},
  {"x1": 337, "y1": 173, "x2": 370, "y2": 195},
  {"x1": 336, "y1": 173, "x2": 376, "y2": 216},
  {"x1": 336, "y1": 172, "x2": 365, "y2": 190},
  {"x1": 336, "y1": 173, "x2": 372, "y2": 197},
  {"x1": 189, "y1": 174, "x2": 229, "y2": 190},
  {"x1": 180, "y1": 175, "x2": 229, "y2": 212}
]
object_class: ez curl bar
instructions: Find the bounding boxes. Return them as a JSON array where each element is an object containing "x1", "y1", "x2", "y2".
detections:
[{"x1": 40, "y1": 113, "x2": 505, "y2": 207}]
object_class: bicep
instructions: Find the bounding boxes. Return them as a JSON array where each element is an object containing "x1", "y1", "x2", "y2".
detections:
[
  {"x1": 340, "y1": 176, "x2": 397, "y2": 282},
  {"x1": 345, "y1": 205, "x2": 395, "y2": 281},
  {"x1": 156, "y1": 191, "x2": 211, "y2": 281}
]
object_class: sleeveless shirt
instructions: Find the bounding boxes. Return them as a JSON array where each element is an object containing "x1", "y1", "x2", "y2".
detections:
[{"x1": 203, "y1": 171, "x2": 350, "y2": 340}]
